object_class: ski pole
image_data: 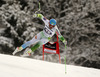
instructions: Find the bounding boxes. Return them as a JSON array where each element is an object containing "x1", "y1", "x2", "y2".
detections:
[
  {"x1": 35, "y1": 0, "x2": 41, "y2": 14},
  {"x1": 64, "y1": 43, "x2": 67, "y2": 74},
  {"x1": 65, "y1": 56, "x2": 67, "y2": 74}
]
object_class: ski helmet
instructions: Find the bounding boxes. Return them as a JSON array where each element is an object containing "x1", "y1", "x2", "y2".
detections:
[{"x1": 49, "y1": 19, "x2": 56, "y2": 26}]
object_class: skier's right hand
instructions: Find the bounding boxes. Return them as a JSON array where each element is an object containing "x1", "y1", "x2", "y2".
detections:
[
  {"x1": 33, "y1": 14, "x2": 37, "y2": 18},
  {"x1": 33, "y1": 14, "x2": 43, "y2": 19}
]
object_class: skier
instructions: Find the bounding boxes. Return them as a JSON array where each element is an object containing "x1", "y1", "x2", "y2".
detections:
[{"x1": 12, "y1": 14, "x2": 67, "y2": 56}]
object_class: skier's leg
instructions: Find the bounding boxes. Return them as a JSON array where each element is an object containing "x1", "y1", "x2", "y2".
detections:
[
  {"x1": 21, "y1": 32, "x2": 41, "y2": 49},
  {"x1": 13, "y1": 38, "x2": 38, "y2": 55},
  {"x1": 12, "y1": 47, "x2": 23, "y2": 55},
  {"x1": 28, "y1": 38, "x2": 49, "y2": 53},
  {"x1": 22, "y1": 41, "x2": 42, "y2": 56},
  {"x1": 13, "y1": 32, "x2": 42, "y2": 55},
  {"x1": 31, "y1": 41, "x2": 43, "y2": 52},
  {"x1": 22, "y1": 32, "x2": 50, "y2": 56}
]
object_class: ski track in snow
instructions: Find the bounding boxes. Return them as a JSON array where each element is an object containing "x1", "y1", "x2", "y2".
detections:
[{"x1": 0, "y1": 54, "x2": 100, "y2": 77}]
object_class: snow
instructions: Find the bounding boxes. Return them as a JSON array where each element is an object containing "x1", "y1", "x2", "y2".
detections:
[{"x1": 0, "y1": 54, "x2": 100, "y2": 77}]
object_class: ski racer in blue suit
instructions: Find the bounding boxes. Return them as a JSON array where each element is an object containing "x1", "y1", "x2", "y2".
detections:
[{"x1": 12, "y1": 14, "x2": 67, "y2": 56}]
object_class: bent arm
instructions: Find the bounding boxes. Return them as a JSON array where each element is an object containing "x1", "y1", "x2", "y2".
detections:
[
  {"x1": 33, "y1": 14, "x2": 49, "y2": 24},
  {"x1": 55, "y1": 26, "x2": 66, "y2": 43}
]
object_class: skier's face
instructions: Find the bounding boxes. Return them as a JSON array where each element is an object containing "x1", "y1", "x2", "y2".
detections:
[{"x1": 49, "y1": 23, "x2": 55, "y2": 29}]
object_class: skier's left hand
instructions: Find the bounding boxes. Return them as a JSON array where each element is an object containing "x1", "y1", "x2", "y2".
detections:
[
  {"x1": 63, "y1": 40, "x2": 67, "y2": 48},
  {"x1": 33, "y1": 14, "x2": 37, "y2": 18},
  {"x1": 63, "y1": 40, "x2": 67, "y2": 45}
]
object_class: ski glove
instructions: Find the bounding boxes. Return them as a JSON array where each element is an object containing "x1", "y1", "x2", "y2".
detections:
[
  {"x1": 33, "y1": 14, "x2": 43, "y2": 19},
  {"x1": 59, "y1": 36, "x2": 67, "y2": 48},
  {"x1": 64, "y1": 41, "x2": 67, "y2": 48},
  {"x1": 59, "y1": 36, "x2": 65, "y2": 43}
]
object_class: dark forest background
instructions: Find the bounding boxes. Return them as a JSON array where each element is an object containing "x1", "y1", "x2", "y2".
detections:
[{"x1": 0, "y1": 0, "x2": 100, "y2": 69}]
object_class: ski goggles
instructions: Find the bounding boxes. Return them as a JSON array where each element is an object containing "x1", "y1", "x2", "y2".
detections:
[{"x1": 49, "y1": 23, "x2": 56, "y2": 27}]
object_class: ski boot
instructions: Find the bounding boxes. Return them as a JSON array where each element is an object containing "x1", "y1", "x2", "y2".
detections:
[
  {"x1": 21, "y1": 49, "x2": 32, "y2": 57},
  {"x1": 12, "y1": 47, "x2": 23, "y2": 55}
]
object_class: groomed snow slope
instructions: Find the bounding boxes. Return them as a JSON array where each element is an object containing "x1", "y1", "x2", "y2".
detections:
[{"x1": 0, "y1": 54, "x2": 100, "y2": 77}]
